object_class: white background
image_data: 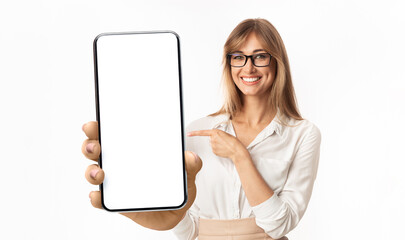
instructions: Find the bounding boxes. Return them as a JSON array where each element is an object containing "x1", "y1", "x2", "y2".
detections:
[{"x1": 1, "y1": 0, "x2": 404, "y2": 239}]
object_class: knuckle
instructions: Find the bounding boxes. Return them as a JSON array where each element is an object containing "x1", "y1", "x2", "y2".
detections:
[
  {"x1": 85, "y1": 164, "x2": 103, "y2": 185},
  {"x1": 82, "y1": 139, "x2": 100, "y2": 160}
]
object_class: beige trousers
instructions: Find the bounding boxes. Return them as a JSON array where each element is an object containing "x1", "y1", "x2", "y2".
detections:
[{"x1": 198, "y1": 217, "x2": 288, "y2": 240}]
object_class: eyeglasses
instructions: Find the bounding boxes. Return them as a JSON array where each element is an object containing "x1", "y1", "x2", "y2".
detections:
[{"x1": 227, "y1": 52, "x2": 272, "y2": 67}]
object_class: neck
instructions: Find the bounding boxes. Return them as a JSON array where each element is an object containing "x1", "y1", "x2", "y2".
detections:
[{"x1": 233, "y1": 95, "x2": 276, "y2": 127}]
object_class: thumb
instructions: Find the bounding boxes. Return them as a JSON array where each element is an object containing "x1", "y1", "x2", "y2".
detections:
[{"x1": 184, "y1": 151, "x2": 202, "y2": 177}]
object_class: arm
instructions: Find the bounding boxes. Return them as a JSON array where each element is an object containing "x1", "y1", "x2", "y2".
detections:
[
  {"x1": 233, "y1": 150, "x2": 275, "y2": 206},
  {"x1": 240, "y1": 124, "x2": 321, "y2": 239}
]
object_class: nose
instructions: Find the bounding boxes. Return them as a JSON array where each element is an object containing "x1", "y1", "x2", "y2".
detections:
[{"x1": 245, "y1": 56, "x2": 256, "y2": 72}]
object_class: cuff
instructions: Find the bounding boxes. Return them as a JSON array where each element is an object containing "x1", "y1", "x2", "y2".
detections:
[
  {"x1": 172, "y1": 211, "x2": 193, "y2": 235},
  {"x1": 251, "y1": 193, "x2": 284, "y2": 219}
]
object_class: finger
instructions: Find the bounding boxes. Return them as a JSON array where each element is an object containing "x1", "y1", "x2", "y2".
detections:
[
  {"x1": 184, "y1": 151, "x2": 202, "y2": 176},
  {"x1": 82, "y1": 121, "x2": 99, "y2": 140},
  {"x1": 85, "y1": 164, "x2": 105, "y2": 185},
  {"x1": 81, "y1": 139, "x2": 100, "y2": 161},
  {"x1": 187, "y1": 130, "x2": 213, "y2": 137},
  {"x1": 89, "y1": 191, "x2": 102, "y2": 209}
]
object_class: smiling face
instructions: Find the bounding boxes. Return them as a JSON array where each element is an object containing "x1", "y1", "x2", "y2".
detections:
[{"x1": 231, "y1": 32, "x2": 276, "y2": 99}]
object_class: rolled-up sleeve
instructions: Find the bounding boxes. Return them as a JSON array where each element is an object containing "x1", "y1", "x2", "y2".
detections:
[
  {"x1": 171, "y1": 204, "x2": 199, "y2": 240},
  {"x1": 251, "y1": 124, "x2": 322, "y2": 239}
]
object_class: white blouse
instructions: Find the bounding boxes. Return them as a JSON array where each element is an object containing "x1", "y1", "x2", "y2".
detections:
[{"x1": 172, "y1": 110, "x2": 321, "y2": 239}]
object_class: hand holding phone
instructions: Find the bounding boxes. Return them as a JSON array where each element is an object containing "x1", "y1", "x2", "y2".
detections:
[
  {"x1": 82, "y1": 121, "x2": 202, "y2": 230},
  {"x1": 94, "y1": 31, "x2": 188, "y2": 212}
]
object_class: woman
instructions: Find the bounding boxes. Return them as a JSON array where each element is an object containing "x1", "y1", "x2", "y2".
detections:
[{"x1": 82, "y1": 18, "x2": 321, "y2": 240}]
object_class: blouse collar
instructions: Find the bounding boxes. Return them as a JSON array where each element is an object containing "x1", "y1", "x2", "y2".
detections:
[{"x1": 211, "y1": 108, "x2": 285, "y2": 139}]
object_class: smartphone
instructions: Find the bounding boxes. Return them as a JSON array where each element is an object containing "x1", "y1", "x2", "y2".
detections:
[{"x1": 93, "y1": 31, "x2": 187, "y2": 212}]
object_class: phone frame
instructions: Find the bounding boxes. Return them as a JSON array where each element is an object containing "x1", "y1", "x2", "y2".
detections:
[{"x1": 93, "y1": 31, "x2": 188, "y2": 212}]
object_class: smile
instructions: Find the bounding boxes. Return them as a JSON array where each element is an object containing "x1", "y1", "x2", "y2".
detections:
[{"x1": 241, "y1": 76, "x2": 262, "y2": 85}]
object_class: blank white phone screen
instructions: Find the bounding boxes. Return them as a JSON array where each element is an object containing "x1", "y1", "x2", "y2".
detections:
[{"x1": 94, "y1": 32, "x2": 186, "y2": 212}]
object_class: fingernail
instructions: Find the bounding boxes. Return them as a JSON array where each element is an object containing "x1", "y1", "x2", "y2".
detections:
[
  {"x1": 86, "y1": 143, "x2": 95, "y2": 153},
  {"x1": 90, "y1": 169, "x2": 99, "y2": 179},
  {"x1": 89, "y1": 191, "x2": 92, "y2": 198},
  {"x1": 187, "y1": 132, "x2": 191, "y2": 136},
  {"x1": 82, "y1": 123, "x2": 86, "y2": 132}
]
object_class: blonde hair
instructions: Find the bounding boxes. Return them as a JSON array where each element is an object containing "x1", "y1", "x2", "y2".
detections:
[{"x1": 209, "y1": 18, "x2": 303, "y2": 125}]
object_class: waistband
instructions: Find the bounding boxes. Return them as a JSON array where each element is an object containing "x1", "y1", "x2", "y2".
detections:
[{"x1": 198, "y1": 217, "x2": 288, "y2": 240}]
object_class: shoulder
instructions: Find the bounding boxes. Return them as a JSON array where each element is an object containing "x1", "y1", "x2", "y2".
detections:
[
  {"x1": 185, "y1": 114, "x2": 229, "y2": 132},
  {"x1": 283, "y1": 117, "x2": 321, "y2": 143}
]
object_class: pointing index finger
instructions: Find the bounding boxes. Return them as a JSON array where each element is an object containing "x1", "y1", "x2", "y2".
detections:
[{"x1": 187, "y1": 130, "x2": 214, "y2": 137}]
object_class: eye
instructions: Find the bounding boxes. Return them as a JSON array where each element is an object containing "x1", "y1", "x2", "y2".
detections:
[
  {"x1": 255, "y1": 54, "x2": 268, "y2": 59},
  {"x1": 232, "y1": 54, "x2": 244, "y2": 60}
]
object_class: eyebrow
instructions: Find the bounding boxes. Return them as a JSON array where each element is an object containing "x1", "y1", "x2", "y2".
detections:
[{"x1": 233, "y1": 49, "x2": 267, "y2": 54}]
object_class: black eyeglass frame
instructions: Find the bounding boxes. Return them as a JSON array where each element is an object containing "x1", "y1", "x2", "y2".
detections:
[{"x1": 227, "y1": 52, "x2": 272, "y2": 67}]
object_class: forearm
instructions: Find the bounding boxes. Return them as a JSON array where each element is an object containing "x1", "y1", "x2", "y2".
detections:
[
  {"x1": 233, "y1": 151, "x2": 293, "y2": 239},
  {"x1": 232, "y1": 150, "x2": 274, "y2": 207}
]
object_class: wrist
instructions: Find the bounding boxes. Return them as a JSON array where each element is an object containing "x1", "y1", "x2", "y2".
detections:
[{"x1": 232, "y1": 147, "x2": 250, "y2": 164}]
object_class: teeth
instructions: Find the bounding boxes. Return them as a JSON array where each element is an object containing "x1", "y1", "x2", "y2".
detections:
[{"x1": 242, "y1": 77, "x2": 261, "y2": 82}]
